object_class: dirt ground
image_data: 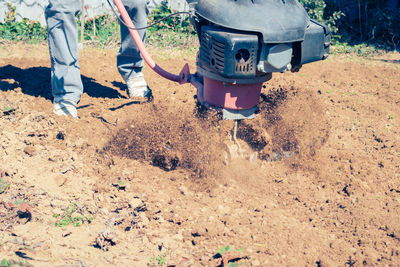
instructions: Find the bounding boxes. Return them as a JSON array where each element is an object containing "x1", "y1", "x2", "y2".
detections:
[{"x1": 0, "y1": 42, "x2": 399, "y2": 267}]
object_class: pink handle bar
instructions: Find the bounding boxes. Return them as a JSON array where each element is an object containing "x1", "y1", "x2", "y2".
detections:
[{"x1": 113, "y1": 0, "x2": 184, "y2": 83}]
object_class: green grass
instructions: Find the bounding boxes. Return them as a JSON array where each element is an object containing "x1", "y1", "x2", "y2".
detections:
[{"x1": 331, "y1": 43, "x2": 381, "y2": 57}]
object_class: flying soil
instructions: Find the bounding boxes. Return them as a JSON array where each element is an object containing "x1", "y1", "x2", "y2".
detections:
[{"x1": 110, "y1": 0, "x2": 331, "y2": 158}]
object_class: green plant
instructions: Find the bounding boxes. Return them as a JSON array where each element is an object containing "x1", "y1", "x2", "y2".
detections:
[
  {"x1": 2, "y1": 106, "x2": 16, "y2": 117},
  {"x1": 216, "y1": 245, "x2": 246, "y2": 267},
  {"x1": 0, "y1": 258, "x2": 8, "y2": 267},
  {"x1": 331, "y1": 42, "x2": 379, "y2": 57},
  {"x1": 299, "y1": 0, "x2": 344, "y2": 37},
  {"x1": 77, "y1": 14, "x2": 121, "y2": 47},
  {"x1": 148, "y1": 1, "x2": 193, "y2": 35},
  {"x1": 146, "y1": 1, "x2": 198, "y2": 48},
  {"x1": 148, "y1": 253, "x2": 167, "y2": 266},
  {"x1": 53, "y1": 203, "x2": 92, "y2": 227},
  {"x1": 0, "y1": 178, "x2": 10, "y2": 194},
  {"x1": 0, "y1": 258, "x2": 33, "y2": 267},
  {"x1": 0, "y1": 4, "x2": 47, "y2": 43}
]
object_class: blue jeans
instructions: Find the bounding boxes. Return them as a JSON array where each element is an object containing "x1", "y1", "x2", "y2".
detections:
[{"x1": 45, "y1": 0, "x2": 149, "y2": 105}]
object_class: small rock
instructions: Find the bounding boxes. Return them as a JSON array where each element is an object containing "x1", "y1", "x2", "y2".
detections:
[
  {"x1": 94, "y1": 229, "x2": 117, "y2": 251},
  {"x1": 54, "y1": 176, "x2": 67, "y2": 187},
  {"x1": 179, "y1": 185, "x2": 188, "y2": 195},
  {"x1": 130, "y1": 198, "x2": 142, "y2": 209},
  {"x1": 23, "y1": 146, "x2": 36, "y2": 156},
  {"x1": 173, "y1": 233, "x2": 184, "y2": 241},
  {"x1": 139, "y1": 212, "x2": 149, "y2": 225},
  {"x1": 60, "y1": 164, "x2": 75, "y2": 174},
  {"x1": 96, "y1": 194, "x2": 104, "y2": 203},
  {"x1": 56, "y1": 131, "x2": 65, "y2": 140},
  {"x1": 253, "y1": 260, "x2": 261, "y2": 266}
]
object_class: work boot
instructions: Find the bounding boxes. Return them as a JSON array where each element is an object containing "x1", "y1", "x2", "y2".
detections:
[
  {"x1": 125, "y1": 73, "x2": 152, "y2": 99},
  {"x1": 53, "y1": 100, "x2": 78, "y2": 118}
]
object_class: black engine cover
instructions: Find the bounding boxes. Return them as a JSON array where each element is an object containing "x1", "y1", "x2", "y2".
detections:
[
  {"x1": 195, "y1": 0, "x2": 310, "y2": 43},
  {"x1": 192, "y1": 0, "x2": 331, "y2": 83},
  {"x1": 198, "y1": 26, "x2": 259, "y2": 80}
]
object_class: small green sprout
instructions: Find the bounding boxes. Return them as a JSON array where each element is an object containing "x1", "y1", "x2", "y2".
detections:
[
  {"x1": 0, "y1": 178, "x2": 10, "y2": 194},
  {"x1": 148, "y1": 253, "x2": 167, "y2": 266},
  {"x1": 53, "y1": 203, "x2": 92, "y2": 227}
]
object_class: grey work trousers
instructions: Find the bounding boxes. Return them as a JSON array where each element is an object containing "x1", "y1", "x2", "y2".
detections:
[{"x1": 45, "y1": 0, "x2": 149, "y2": 105}]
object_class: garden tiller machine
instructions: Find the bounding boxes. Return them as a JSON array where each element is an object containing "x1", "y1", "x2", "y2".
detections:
[{"x1": 111, "y1": 0, "x2": 331, "y2": 120}]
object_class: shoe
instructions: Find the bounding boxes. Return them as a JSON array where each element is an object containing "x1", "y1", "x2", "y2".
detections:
[
  {"x1": 53, "y1": 100, "x2": 78, "y2": 118},
  {"x1": 126, "y1": 73, "x2": 152, "y2": 98}
]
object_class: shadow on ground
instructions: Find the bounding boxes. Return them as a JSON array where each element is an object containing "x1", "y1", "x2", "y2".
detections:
[
  {"x1": 0, "y1": 65, "x2": 126, "y2": 100},
  {"x1": 373, "y1": 59, "x2": 400, "y2": 64}
]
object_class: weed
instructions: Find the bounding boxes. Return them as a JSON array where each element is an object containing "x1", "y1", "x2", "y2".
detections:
[
  {"x1": 2, "y1": 107, "x2": 15, "y2": 116},
  {"x1": 0, "y1": 258, "x2": 33, "y2": 267},
  {"x1": 388, "y1": 114, "x2": 395, "y2": 120},
  {"x1": 112, "y1": 178, "x2": 127, "y2": 190},
  {"x1": 148, "y1": 253, "x2": 167, "y2": 266},
  {"x1": 0, "y1": 178, "x2": 10, "y2": 194},
  {"x1": 0, "y1": 258, "x2": 7, "y2": 267},
  {"x1": 215, "y1": 245, "x2": 246, "y2": 267},
  {"x1": 53, "y1": 203, "x2": 92, "y2": 227}
]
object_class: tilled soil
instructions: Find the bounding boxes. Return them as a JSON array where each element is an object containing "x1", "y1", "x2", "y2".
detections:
[{"x1": 0, "y1": 43, "x2": 399, "y2": 266}]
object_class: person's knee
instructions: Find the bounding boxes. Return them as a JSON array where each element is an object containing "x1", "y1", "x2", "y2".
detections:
[{"x1": 122, "y1": 0, "x2": 148, "y2": 11}]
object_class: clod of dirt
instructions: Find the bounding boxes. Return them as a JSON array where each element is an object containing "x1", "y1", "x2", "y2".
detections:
[
  {"x1": 168, "y1": 256, "x2": 192, "y2": 267},
  {"x1": 0, "y1": 201, "x2": 30, "y2": 230},
  {"x1": 0, "y1": 169, "x2": 9, "y2": 178},
  {"x1": 2, "y1": 107, "x2": 16, "y2": 116},
  {"x1": 236, "y1": 122, "x2": 270, "y2": 151},
  {"x1": 56, "y1": 131, "x2": 65, "y2": 140},
  {"x1": 94, "y1": 229, "x2": 117, "y2": 251},
  {"x1": 18, "y1": 202, "x2": 32, "y2": 214},
  {"x1": 54, "y1": 176, "x2": 67, "y2": 187},
  {"x1": 23, "y1": 146, "x2": 36, "y2": 156}
]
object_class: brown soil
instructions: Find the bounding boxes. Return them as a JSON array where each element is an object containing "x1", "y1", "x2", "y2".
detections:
[{"x1": 0, "y1": 43, "x2": 399, "y2": 266}]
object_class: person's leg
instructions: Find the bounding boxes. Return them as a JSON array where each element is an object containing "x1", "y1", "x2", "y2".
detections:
[
  {"x1": 117, "y1": 0, "x2": 150, "y2": 80},
  {"x1": 45, "y1": 0, "x2": 82, "y2": 113}
]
